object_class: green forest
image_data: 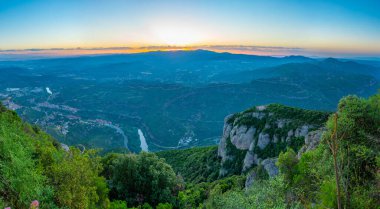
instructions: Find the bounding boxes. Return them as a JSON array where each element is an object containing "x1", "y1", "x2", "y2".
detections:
[{"x1": 0, "y1": 91, "x2": 379, "y2": 209}]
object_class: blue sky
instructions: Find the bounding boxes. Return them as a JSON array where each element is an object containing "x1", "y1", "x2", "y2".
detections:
[{"x1": 0, "y1": 0, "x2": 379, "y2": 57}]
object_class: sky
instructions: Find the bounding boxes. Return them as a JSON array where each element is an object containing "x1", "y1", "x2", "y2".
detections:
[{"x1": 0, "y1": 0, "x2": 380, "y2": 57}]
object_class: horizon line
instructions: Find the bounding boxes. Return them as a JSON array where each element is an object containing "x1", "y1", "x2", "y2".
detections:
[{"x1": 0, "y1": 45, "x2": 380, "y2": 61}]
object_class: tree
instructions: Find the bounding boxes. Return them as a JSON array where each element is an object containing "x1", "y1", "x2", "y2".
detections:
[
  {"x1": 322, "y1": 94, "x2": 380, "y2": 209},
  {"x1": 156, "y1": 202, "x2": 173, "y2": 209},
  {"x1": 326, "y1": 113, "x2": 342, "y2": 209},
  {"x1": 110, "y1": 152, "x2": 178, "y2": 207},
  {"x1": 277, "y1": 148, "x2": 298, "y2": 185},
  {"x1": 48, "y1": 148, "x2": 109, "y2": 209}
]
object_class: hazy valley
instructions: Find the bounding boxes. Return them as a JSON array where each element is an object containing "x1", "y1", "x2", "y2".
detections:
[{"x1": 1, "y1": 50, "x2": 379, "y2": 153}]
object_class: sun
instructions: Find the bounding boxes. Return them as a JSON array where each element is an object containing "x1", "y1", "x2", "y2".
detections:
[{"x1": 154, "y1": 26, "x2": 203, "y2": 46}]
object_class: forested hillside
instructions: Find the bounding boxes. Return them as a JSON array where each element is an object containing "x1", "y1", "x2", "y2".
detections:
[{"x1": 0, "y1": 91, "x2": 379, "y2": 208}]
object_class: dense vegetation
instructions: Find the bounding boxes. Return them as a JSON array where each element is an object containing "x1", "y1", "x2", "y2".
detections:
[
  {"x1": 233, "y1": 104, "x2": 330, "y2": 127},
  {"x1": 0, "y1": 90, "x2": 379, "y2": 208},
  {"x1": 156, "y1": 146, "x2": 220, "y2": 183},
  {"x1": 0, "y1": 104, "x2": 109, "y2": 209}
]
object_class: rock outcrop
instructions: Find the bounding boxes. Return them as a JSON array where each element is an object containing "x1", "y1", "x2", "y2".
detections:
[
  {"x1": 60, "y1": 143, "x2": 70, "y2": 152},
  {"x1": 261, "y1": 158, "x2": 279, "y2": 177},
  {"x1": 245, "y1": 157, "x2": 279, "y2": 189},
  {"x1": 297, "y1": 128, "x2": 325, "y2": 158},
  {"x1": 230, "y1": 125, "x2": 256, "y2": 150},
  {"x1": 257, "y1": 133, "x2": 270, "y2": 149},
  {"x1": 218, "y1": 104, "x2": 329, "y2": 178}
]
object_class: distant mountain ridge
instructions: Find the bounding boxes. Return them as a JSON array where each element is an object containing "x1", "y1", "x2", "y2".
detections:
[{"x1": 212, "y1": 57, "x2": 380, "y2": 83}]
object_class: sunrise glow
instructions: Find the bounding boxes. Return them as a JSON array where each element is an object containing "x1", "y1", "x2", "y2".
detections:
[{"x1": 0, "y1": 0, "x2": 379, "y2": 58}]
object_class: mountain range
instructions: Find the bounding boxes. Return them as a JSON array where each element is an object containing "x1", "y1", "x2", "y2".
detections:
[{"x1": 0, "y1": 50, "x2": 379, "y2": 152}]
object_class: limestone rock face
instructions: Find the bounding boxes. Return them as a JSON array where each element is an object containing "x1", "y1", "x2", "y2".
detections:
[
  {"x1": 243, "y1": 152, "x2": 258, "y2": 172},
  {"x1": 230, "y1": 126, "x2": 256, "y2": 150},
  {"x1": 276, "y1": 119, "x2": 288, "y2": 128},
  {"x1": 217, "y1": 104, "x2": 327, "y2": 178},
  {"x1": 218, "y1": 114, "x2": 234, "y2": 160},
  {"x1": 252, "y1": 112, "x2": 266, "y2": 119},
  {"x1": 257, "y1": 133, "x2": 270, "y2": 149},
  {"x1": 261, "y1": 158, "x2": 279, "y2": 177},
  {"x1": 297, "y1": 128, "x2": 324, "y2": 158},
  {"x1": 295, "y1": 125, "x2": 309, "y2": 137}
]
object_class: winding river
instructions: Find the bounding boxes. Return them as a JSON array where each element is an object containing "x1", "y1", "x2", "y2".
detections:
[{"x1": 138, "y1": 129, "x2": 149, "y2": 152}]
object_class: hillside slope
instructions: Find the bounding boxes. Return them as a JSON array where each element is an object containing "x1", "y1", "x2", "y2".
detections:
[
  {"x1": 0, "y1": 103, "x2": 110, "y2": 209},
  {"x1": 156, "y1": 146, "x2": 220, "y2": 183}
]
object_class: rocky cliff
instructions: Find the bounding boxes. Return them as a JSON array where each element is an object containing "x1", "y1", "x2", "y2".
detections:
[{"x1": 218, "y1": 104, "x2": 329, "y2": 177}]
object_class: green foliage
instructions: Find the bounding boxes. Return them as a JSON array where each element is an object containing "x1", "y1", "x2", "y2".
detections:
[
  {"x1": 235, "y1": 115, "x2": 266, "y2": 128},
  {"x1": 239, "y1": 104, "x2": 330, "y2": 127},
  {"x1": 350, "y1": 186, "x2": 379, "y2": 209},
  {"x1": 156, "y1": 202, "x2": 173, "y2": 209},
  {"x1": 0, "y1": 106, "x2": 110, "y2": 209},
  {"x1": 156, "y1": 146, "x2": 220, "y2": 183},
  {"x1": 178, "y1": 175, "x2": 245, "y2": 208},
  {"x1": 110, "y1": 200, "x2": 127, "y2": 209},
  {"x1": 109, "y1": 152, "x2": 178, "y2": 207},
  {"x1": 140, "y1": 203, "x2": 153, "y2": 209},
  {"x1": 48, "y1": 148, "x2": 107, "y2": 209},
  {"x1": 318, "y1": 179, "x2": 337, "y2": 208},
  {"x1": 252, "y1": 164, "x2": 270, "y2": 180},
  {"x1": 323, "y1": 94, "x2": 379, "y2": 207},
  {"x1": 277, "y1": 148, "x2": 299, "y2": 185},
  {"x1": 275, "y1": 92, "x2": 380, "y2": 208},
  {"x1": 0, "y1": 108, "x2": 55, "y2": 208},
  {"x1": 265, "y1": 104, "x2": 330, "y2": 127},
  {"x1": 205, "y1": 176, "x2": 291, "y2": 209}
]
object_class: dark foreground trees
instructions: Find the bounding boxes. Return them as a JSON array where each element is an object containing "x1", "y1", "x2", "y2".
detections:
[{"x1": 106, "y1": 152, "x2": 179, "y2": 208}]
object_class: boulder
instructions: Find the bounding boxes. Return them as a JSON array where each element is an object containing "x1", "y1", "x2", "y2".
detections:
[
  {"x1": 257, "y1": 133, "x2": 270, "y2": 149},
  {"x1": 295, "y1": 125, "x2": 309, "y2": 137},
  {"x1": 286, "y1": 129, "x2": 294, "y2": 142},
  {"x1": 261, "y1": 158, "x2": 279, "y2": 177},
  {"x1": 252, "y1": 112, "x2": 266, "y2": 119},
  {"x1": 245, "y1": 158, "x2": 279, "y2": 189},
  {"x1": 276, "y1": 119, "x2": 287, "y2": 128},
  {"x1": 61, "y1": 143, "x2": 70, "y2": 152},
  {"x1": 242, "y1": 152, "x2": 259, "y2": 172},
  {"x1": 297, "y1": 129, "x2": 324, "y2": 158},
  {"x1": 230, "y1": 126, "x2": 255, "y2": 150},
  {"x1": 256, "y1": 105, "x2": 267, "y2": 111}
]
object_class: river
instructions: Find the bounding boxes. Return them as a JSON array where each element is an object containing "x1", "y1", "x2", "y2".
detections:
[{"x1": 138, "y1": 129, "x2": 149, "y2": 152}]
